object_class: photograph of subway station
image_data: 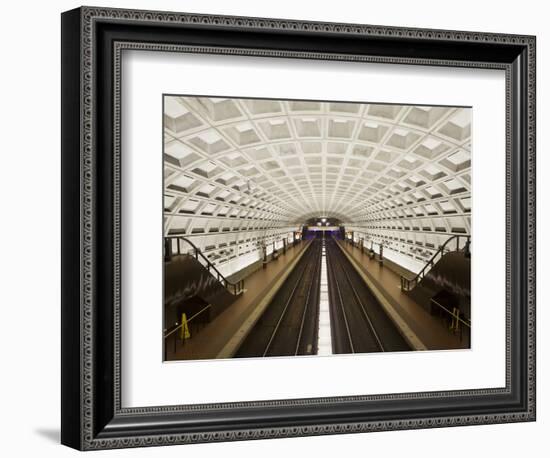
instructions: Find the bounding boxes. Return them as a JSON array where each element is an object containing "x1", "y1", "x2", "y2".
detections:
[{"x1": 163, "y1": 95, "x2": 471, "y2": 361}]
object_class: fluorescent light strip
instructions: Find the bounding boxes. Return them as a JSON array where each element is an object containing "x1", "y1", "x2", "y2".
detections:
[{"x1": 317, "y1": 237, "x2": 333, "y2": 355}]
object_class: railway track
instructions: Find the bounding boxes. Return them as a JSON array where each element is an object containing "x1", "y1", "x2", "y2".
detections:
[
  {"x1": 235, "y1": 240, "x2": 322, "y2": 358},
  {"x1": 326, "y1": 239, "x2": 411, "y2": 354}
]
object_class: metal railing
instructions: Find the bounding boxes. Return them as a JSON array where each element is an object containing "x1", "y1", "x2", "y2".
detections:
[
  {"x1": 163, "y1": 304, "x2": 212, "y2": 359},
  {"x1": 430, "y1": 298, "x2": 471, "y2": 329},
  {"x1": 164, "y1": 236, "x2": 244, "y2": 296},
  {"x1": 400, "y1": 235, "x2": 471, "y2": 292},
  {"x1": 430, "y1": 298, "x2": 471, "y2": 344}
]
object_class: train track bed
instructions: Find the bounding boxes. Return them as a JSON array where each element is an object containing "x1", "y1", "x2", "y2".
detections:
[
  {"x1": 326, "y1": 239, "x2": 412, "y2": 354},
  {"x1": 235, "y1": 239, "x2": 322, "y2": 358}
]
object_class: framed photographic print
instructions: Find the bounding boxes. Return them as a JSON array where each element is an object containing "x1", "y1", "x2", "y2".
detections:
[{"x1": 61, "y1": 6, "x2": 536, "y2": 450}]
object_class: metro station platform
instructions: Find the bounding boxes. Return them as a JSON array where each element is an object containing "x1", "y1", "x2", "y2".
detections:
[
  {"x1": 165, "y1": 240, "x2": 311, "y2": 361},
  {"x1": 337, "y1": 240, "x2": 467, "y2": 350}
]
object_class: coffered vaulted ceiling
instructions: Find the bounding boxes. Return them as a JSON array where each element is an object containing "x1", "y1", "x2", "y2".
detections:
[{"x1": 164, "y1": 96, "x2": 471, "y2": 245}]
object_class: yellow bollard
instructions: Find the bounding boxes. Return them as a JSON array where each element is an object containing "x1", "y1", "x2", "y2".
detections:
[
  {"x1": 180, "y1": 313, "x2": 191, "y2": 340},
  {"x1": 450, "y1": 307, "x2": 460, "y2": 333}
]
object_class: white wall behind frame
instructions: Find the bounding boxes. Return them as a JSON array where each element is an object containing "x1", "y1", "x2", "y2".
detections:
[{"x1": 0, "y1": 1, "x2": 545, "y2": 458}]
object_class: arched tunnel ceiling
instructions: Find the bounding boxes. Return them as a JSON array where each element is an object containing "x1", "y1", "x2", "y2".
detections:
[{"x1": 164, "y1": 96, "x2": 471, "y2": 239}]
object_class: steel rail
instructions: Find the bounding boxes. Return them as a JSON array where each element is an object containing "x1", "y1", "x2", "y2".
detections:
[
  {"x1": 262, "y1": 247, "x2": 314, "y2": 357},
  {"x1": 294, "y1": 244, "x2": 322, "y2": 355},
  {"x1": 331, "y1": 247, "x2": 385, "y2": 352},
  {"x1": 326, "y1": 245, "x2": 355, "y2": 354}
]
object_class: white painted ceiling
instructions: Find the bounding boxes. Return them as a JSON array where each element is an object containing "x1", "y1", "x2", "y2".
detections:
[{"x1": 163, "y1": 96, "x2": 471, "y2": 268}]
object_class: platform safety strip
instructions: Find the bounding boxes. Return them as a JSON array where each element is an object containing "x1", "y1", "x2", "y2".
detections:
[{"x1": 317, "y1": 238, "x2": 333, "y2": 355}]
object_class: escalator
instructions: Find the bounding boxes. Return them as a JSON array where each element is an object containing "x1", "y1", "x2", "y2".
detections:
[
  {"x1": 164, "y1": 237, "x2": 244, "y2": 330},
  {"x1": 401, "y1": 235, "x2": 471, "y2": 340}
]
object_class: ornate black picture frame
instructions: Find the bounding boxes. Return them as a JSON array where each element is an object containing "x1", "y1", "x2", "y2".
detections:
[{"x1": 61, "y1": 6, "x2": 536, "y2": 450}]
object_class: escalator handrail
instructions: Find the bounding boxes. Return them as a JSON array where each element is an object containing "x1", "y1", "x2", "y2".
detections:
[
  {"x1": 401, "y1": 234, "x2": 471, "y2": 291},
  {"x1": 165, "y1": 236, "x2": 244, "y2": 294}
]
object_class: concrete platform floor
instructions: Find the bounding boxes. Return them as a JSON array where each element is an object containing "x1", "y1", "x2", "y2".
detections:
[
  {"x1": 338, "y1": 240, "x2": 468, "y2": 350},
  {"x1": 165, "y1": 240, "x2": 311, "y2": 361}
]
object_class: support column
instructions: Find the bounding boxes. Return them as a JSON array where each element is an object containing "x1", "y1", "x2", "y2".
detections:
[{"x1": 164, "y1": 238, "x2": 172, "y2": 262}]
